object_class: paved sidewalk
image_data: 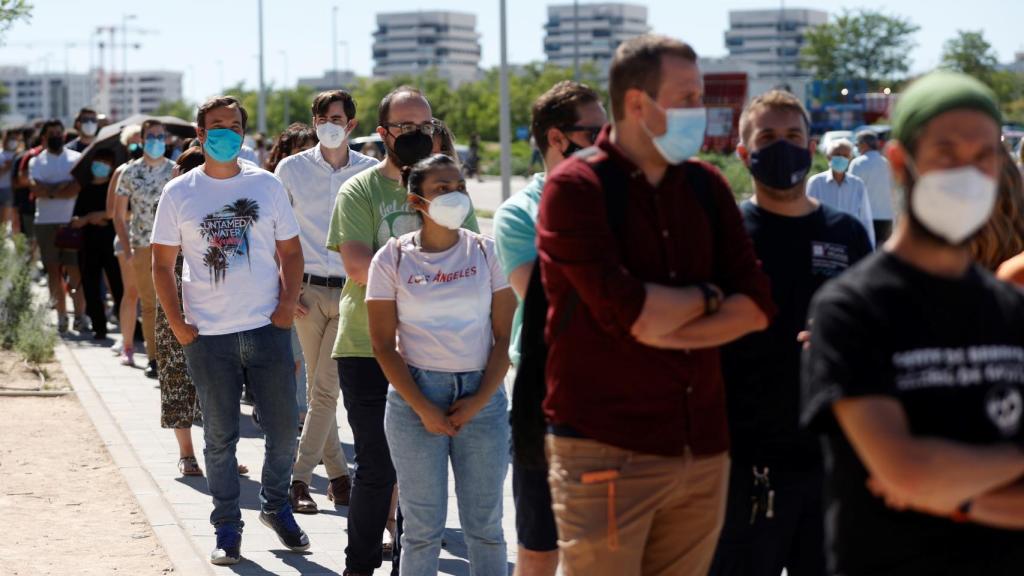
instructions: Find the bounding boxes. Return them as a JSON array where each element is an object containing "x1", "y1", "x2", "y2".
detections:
[{"x1": 60, "y1": 334, "x2": 519, "y2": 575}]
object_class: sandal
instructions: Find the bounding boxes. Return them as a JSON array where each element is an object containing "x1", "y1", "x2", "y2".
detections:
[{"x1": 178, "y1": 456, "x2": 203, "y2": 477}]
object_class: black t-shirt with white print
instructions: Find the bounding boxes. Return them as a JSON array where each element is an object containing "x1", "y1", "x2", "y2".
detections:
[
  {"x1": 802, "y1": 251, "x2": 1024, "y2": 576},
  {"x1": 723, "y1": 201, "x2": 871, "y2": 472}
]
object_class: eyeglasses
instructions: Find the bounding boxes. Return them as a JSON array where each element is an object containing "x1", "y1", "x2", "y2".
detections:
[
  {"x1": 145, "y1": 133, "x2": 166, "y2": 141},
  {"x1": 383, "y1": 120, "x2": 442, "y2": 137},
  {"x1": 562, "y1": 125, "x2": 603, "y2": 145}
]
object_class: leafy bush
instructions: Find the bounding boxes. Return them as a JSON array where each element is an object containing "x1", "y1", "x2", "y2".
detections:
[
  {"x1": 0, "y1": 236, "x2": 56, "y2": 363},
  {"x1": 699, "y1": 151, "x2": 832, "y2": 202}
]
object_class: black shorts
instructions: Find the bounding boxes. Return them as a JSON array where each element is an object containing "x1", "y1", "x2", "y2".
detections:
[{"x1": 512, "y1": 461, "x2": 558, "y2": 552}]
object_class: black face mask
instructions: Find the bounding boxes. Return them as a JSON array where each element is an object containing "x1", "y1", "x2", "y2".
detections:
[
  {"x1": 748, "y1": 139, "x2": 812, "y2": 191},
  {"x1": 46, "y1": 136, "x2": 64, "y2": 153},
  {"x1": 563, "y1": 140, "x2": 583, "y2": 157},
  {"x1": 391, "y1": 131, "x2": 434, "y2": 167}
]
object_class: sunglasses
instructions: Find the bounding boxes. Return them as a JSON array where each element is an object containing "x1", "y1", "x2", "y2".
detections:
[{"x1": 562, "y1": 125, "x2": 603, "y2": 145}]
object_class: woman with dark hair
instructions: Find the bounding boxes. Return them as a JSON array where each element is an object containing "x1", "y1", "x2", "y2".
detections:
[
  {"x1": 71, "y1": 148, "x2": 123, "y2": 339},
  {"x1": 366, "y1": 154, "x2": 515, "y2": 575},
  {"x1": 108, "y1": 124, "x2": 143, "y2": 363},
  {"x1": 265, "y1": 123, "x2": 317, "y2": 173}
]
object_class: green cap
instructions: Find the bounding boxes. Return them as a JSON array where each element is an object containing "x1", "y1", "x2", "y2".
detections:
[{"x1": 891, "y1": 71, "x2": 1002, "y2": 149}]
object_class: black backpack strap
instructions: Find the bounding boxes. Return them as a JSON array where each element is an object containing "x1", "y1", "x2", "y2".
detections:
[
  {"x1": 510, "y1": 152, "x2": 631, "y2": 469},
  {"x1": 510, "y1": 258, "x2": 552, "y2": 469}
]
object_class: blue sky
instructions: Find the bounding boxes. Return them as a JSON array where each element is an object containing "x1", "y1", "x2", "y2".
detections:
[{"x1": 3, "y1": 0, "x2": 1022, "y2": 103}]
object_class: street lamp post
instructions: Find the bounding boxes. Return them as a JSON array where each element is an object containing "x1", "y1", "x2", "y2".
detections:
[
  {"x1": 573, "y1": 0, "x2": 580, "y2": 81},
  {"x1": 280, "y1": 51, "x2": 290, "y2": 126},
  {"x1": 333, "y1": 6, "x2": 339, "y2": 86},
  {"x1": 257, "y1": 0, "x2": 267, "y2": 134},
  {"x1": 121, "y1": 13, "x2": 136, "y2": 118},
  {"x1": 499, "y1": 0, "x2": 512, "y2": 201}
]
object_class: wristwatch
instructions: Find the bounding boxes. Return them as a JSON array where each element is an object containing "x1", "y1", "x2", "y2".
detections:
[{"x1": 697, "y1": 282, "x2": 722, "y2": 315}]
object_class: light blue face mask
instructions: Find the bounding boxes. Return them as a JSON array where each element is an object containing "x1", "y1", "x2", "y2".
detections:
[
  {"x1": 144, "y1": 137, "x2": 166, "y2": 159},
  {"x1": 203, "y1": 128, "x2": 243, "y2": 163},
  {"x1": 829, "y1": 155, "x2": 850, "y2": 173},
  {"x1": 91, "y1": 161, "x2": 112, "y2": 179},
  {"x1": 641, "y1": 95, "x2": 707, "y2": 165}
]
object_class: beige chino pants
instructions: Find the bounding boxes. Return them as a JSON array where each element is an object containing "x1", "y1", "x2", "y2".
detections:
[
  {"x1": 292, "y1": 283, "x2": 349, "y2": 484},
  {"x1": 547, "y1": 434, "x2": 729, "y2": 576}
]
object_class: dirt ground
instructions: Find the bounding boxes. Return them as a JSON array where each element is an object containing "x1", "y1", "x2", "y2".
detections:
[
  {"x1": 0, "y1": 348, "x2": 69, "y2": 392},
  {"x1": 0, "y1": 351, "x2": 175, "y2": 575}
]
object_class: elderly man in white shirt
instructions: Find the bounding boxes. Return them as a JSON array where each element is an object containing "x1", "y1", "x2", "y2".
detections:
[
  {"x1": 806, "y1": 138, "x2": 876, "y2": 247},
  {"x1": 849, "y1": 130, "x2": 895, "y2": 244},
  {"x1": 275, "y1": 90, "x2": 378, "y2": 514}
]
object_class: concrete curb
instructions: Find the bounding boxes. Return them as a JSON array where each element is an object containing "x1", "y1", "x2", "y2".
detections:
[{"x1": 56, "y1": 342, "x2": 215, "y2": 576}]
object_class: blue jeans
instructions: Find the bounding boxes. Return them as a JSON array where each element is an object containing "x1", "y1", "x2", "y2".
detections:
[
  {"x1": 183, "y1": 323, "x2": 298, "y2": 529},
  {"x1": 385, "y1": 366, "x2": 510, "y2": 576}
]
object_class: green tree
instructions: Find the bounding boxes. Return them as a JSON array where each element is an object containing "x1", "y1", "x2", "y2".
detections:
[
  {"x1": 153, "y1": 99, "x2": 195, "y2": 122},
  {"x1": 941, "y1": 30, "x2": 999, "y2": 78},
  {"x1": 0, "y1": 0, "x2": 33, "y2": 115},
  {"x1": 802, "y1": 9, "x2": 920, "y2": 89},
  {"x1": 940, "y1": 30, "x2": 1024, "y2": 108},
  {"x1": 0, "y1": 0, "x2": 30, "y2": 40}
]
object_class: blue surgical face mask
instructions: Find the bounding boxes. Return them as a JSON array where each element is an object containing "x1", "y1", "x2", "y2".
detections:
[
  {"x1": 829, "y1": 155, "x2": 850, "y2": 173},
  {"x1": 91, "y1": 161, "x2": 112, "y2": 179},
  {"x1": 203, "y1": 128, "x2": 243, "y2": 163},
  {"x1": 640, "y1": 95, "x2": 707, "y2": 165},
  {"x1": 144, "y1": 137, "x2": 166, "y2": 159}
]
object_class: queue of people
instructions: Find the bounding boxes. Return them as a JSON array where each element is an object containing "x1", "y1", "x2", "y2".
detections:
[{"x1": 4, "y1": 30, "x2": 1024, "y2": 576}]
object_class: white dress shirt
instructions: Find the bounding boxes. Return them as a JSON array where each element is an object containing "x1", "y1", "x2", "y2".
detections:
[
  {"x1": 849, "y1": 150, "x2": 895, "y2": 221},
  {"x1": 275, "y1": 145, "x2": 378, "y2": 277},
  {"x1": 806, "y1": 169, "x2": 876, "y2": 247}
]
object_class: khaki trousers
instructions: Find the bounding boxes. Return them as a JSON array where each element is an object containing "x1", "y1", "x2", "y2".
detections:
[
  {"x1": 547, "y1": 435, "x2": 729, "y2": 576},
  {"x1": 292, "y1": 283, "x2": 349, "y2": 484},
  {"x1": 131, "y1": 245, "x2": 157, "y2": 360}
]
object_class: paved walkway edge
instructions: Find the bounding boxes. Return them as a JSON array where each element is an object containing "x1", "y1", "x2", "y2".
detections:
[{"x1": 57, "y1": 343, "x2": 214, "y2": 576}]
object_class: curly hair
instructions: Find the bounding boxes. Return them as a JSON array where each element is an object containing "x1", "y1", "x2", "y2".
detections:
[
  {"x1": 970, "y1": 145, "x2": 1024, "y2": 271},
  {"x1": 264, "y1": 122, "x2": 317, "y2": 173}
]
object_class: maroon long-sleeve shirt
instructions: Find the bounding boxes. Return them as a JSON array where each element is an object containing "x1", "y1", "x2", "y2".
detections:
[{"x1": 537, "y1": 127, "x2": 776, "y2": 456}]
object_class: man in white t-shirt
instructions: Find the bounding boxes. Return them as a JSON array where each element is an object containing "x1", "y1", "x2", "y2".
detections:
[
  {"x1": 275, "y1": 90, "x2": 378, "y2": 514},
  {"x1": 28, "y1": 119, "x2": 85, "y2": 333},
  {"x1": 150, "y1": 96, "x2": 309, "y2": 566}
]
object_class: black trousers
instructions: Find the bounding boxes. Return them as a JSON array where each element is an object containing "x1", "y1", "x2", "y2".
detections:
[
  {"x1": 338, "y1": 356, "x2": 399, "y2": 574},
  {"x1": 77, "y1": 224, "x2": 122, "y2": 337},
  {"x1": 710, "y1": 459, "x2": 826, "y2": 576}
]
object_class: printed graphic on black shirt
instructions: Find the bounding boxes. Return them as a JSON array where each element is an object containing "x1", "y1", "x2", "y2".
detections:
[
  {"x1": 892, "y1": 345, "x2": 1024, "y2": 437},
  {"x1": 810, "y1": 241, "x2": 850, "y2": 277},
  {"x1": 198, "y1": 198, "x2": 260, "y2": 285}
]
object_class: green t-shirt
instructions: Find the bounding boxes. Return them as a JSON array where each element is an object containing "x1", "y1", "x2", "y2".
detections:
[{"x1": 326, "y1": 166, "x2": 480, "y2": 358}]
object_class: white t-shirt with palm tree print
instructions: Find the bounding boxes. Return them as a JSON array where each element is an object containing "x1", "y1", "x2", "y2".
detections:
[{"x1": 151, "y1": 163, "x2": 300, "y2": 335}]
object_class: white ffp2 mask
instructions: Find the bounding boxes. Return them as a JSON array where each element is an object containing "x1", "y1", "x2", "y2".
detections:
[
  {"x1": 425, "y1": 192, "x2": 472, "y2": 230},
  {"x1": 910, "y1": 165, "x2": 997, "y2": 245},
  {"x1": 316, "y1": 122, "x2": 348, "y2": 149}
]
